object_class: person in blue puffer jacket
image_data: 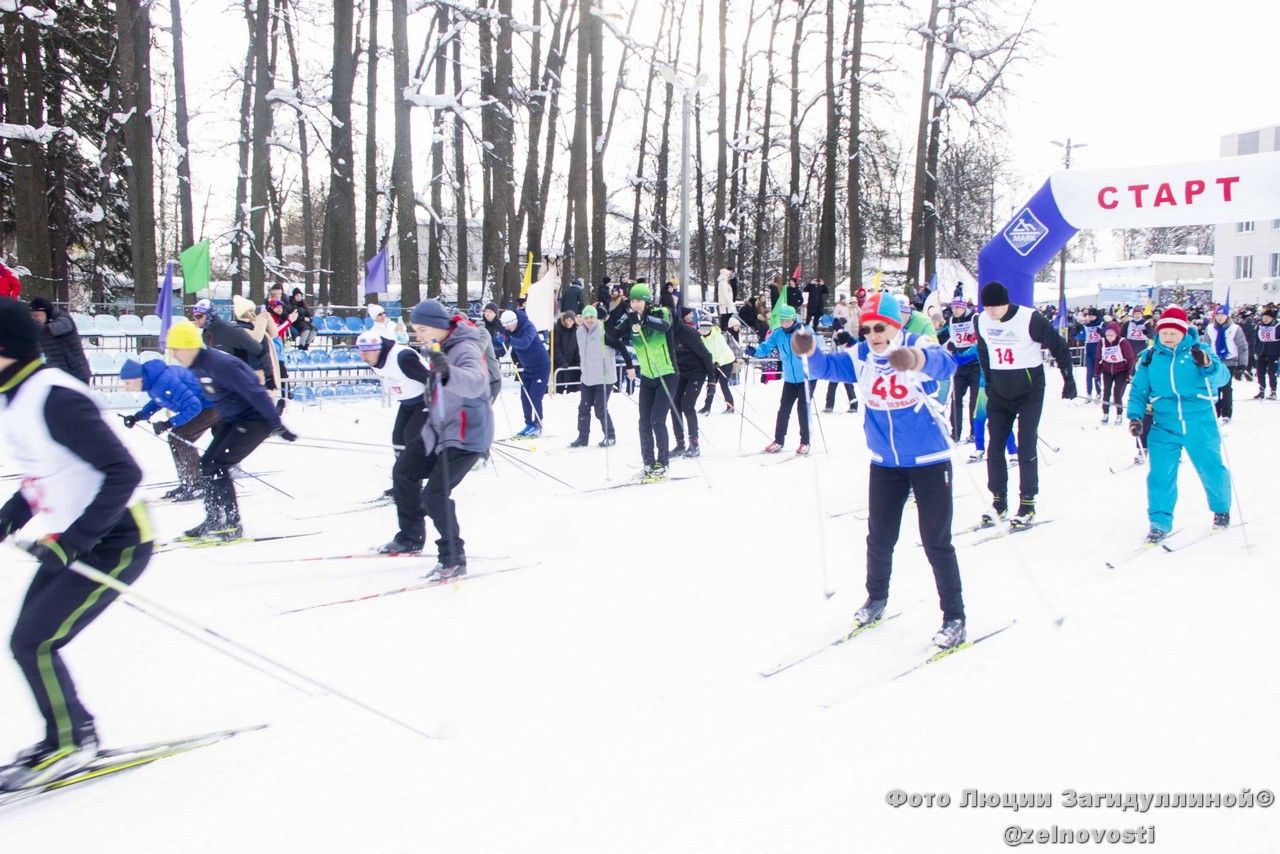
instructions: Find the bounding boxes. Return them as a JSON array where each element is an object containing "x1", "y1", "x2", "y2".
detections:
[
  {"x1": 1124, "y1": 306, "x2": 1232, "y2": 543},
  {"x1": 791, "y1": 290, "x2": 967, "y2": 652},
  {"x1": 119, "y1": 358, "x2": 219, "y2": 502},
  {"x1": 501, "y1": 308, "x2": 550, "y2": 438},
  {"x1": 745, "y1": 305, "x2": 813, "y2": 454}
]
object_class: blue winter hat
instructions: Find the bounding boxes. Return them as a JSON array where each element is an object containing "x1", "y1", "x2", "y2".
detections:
[
  {"x1": 119, "y1": 359, "x2": 144, "y2": 380},
  {"x1": 409, "y1": 298, "x2": 453, "y2": 329}
]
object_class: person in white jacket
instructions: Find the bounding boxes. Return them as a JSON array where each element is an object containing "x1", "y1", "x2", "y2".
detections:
[
  {"x1": 715, "y1": 266, "x2": 737, "y2": 331},
  {"x1": 367, "y1": 302, "x2": 404, "y2": 342}
]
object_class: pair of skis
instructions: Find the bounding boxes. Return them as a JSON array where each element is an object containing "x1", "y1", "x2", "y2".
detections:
[
  {"x1": 277, "y1": 560, "x2": 541, "y2": 615},
  {"x1": 155, "y1": 531, "x2": 319, "y2": 554},
  {"x1": 1106, "y1": 523, "x2": 1245, "y2": 569},
  {"x1": 0, "y1": 725, "x2": 265, "y2": 809}
]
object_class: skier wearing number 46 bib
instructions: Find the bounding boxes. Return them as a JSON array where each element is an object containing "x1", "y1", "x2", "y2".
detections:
[
  {"x1": 792, "y1": 292, "x2": 967, "y2": 650},
  {"x1": 976, "y1": 282, "x2": 1076, "y2": 528}
]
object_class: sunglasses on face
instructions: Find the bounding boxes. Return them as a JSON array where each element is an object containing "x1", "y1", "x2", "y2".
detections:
[{"x1": 860, "y1": 324, "x2": 888, "y2": 335}]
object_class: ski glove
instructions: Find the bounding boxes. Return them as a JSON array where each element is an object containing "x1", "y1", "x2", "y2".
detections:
[
  {"x1": 744, "y1": 345, "x2": 757, "y2": 357},
  {"x1": 27, "y1": 536, "x2": 73, "y2": 574},
  {"x1": 1128, "y1": 419, "x2": 1143, "y2": 437},
  {"x1": 886, "y1": 347, "x2": 922, "y2": 372},
  {"x1": 273, "y1": 426, "x2": 298, "y2": 442},
  {"x1": 790, "y1": 329, "x2": 816, "y2": 357},
  {"x1": 833, "y1": 329, "x2": 854, "y2": 348},
  {"x1": 426, "y1": 348, "x2": 450, "y2": 381},
  {"x1": 1061, "y1": 378, "x2": 1078, "y2": 400},
  {"x1": 121, "y1": 414, "x2": 138, "y2": 429},
  {"x1": 153, "y1": 420, "x2": 173, "y2": 435},
  {"x1": 1191, "y1": 347, "x2": 1210, "y2": 368}
]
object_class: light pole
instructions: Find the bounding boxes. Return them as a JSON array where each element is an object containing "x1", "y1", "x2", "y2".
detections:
[
  {"x1": 660, "y1": 68, "x2": 708, "y2": 301},
  {"x1": 1050, "y1": 138, "x2": 1086, "y2": 327}
]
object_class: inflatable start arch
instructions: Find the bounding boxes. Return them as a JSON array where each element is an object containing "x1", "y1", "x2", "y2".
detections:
[{"x1": 977, "y1": 151, "x2": 1280, "y2": 307}]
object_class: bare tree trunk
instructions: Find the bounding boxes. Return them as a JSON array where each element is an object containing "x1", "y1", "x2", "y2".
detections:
[
  {"x1": 905, "y1": 0, "x2": 941, "y2": 293},
  {"x1": 847, "y1": 0, "x2": 865, "y2": 292},
  {"x1": 451, "y1": 10, "x2": 468, "y2": 304},
  {"x1": 6, "y1": 14, "x2": 53, "y2": 299},
  {"x1": 652, "y1": 26, "x2": 678, "y2": 285},
  {"x1": 327, "y1": 0, "x2": 359, "y2": 306},
  {"x1": 626, "y1": 0, "x2": 667, "y2": 279},
  {"x1": 477, "y1": 1, "x2": 495, "y2": 298},
  {"x1": 712, "y1": 0, "x2": 728, "y2": 278},
  {"x1": 44, "y1": 34, "x2": 70, "y2": 302},
  {"x1": 565, "y1": 0, "x2": 590, "y2": 290},
  {"x1": 817, "y1": 0, "x2": 837, "y2": 291},
  {"x1": 491, "y1": 0, "x2": 516, "y2": 305},
  {"x1": 249, "y1": 0, "x2": 275, "y2": 298},
  {"x1": 726, "y1": 0, "x2": 757, "y2": 271},
  {"x1": 588, "y1": 0, "x2": 606, "y2": 288},
  {"x1": 169, "y1": 0, "x2": 196, "y2": 303},
  {"x1": 362, "y1": 0, "x2": 379, "y2": 267},
  {"x1": 391, "y1": 0, "x2": 419, "y2": 305},
  {"x1": 424, "y1": 3, "x2": 445, "y2": 297},
  {"x1": 283, "y1": 1, "x2": 314, "y2": 293},
  {"x1": 513, "y1": 0, "x2": 548, "y2": 269},
  {"x1": 115, "y1": 0, "x2": 159, "y2": 305},
  {"x1": 692, "y1": 0, "x2": 708, "y2": 296},
  {"x1": 784, "y1": 2, "x2": 805, "y2": 286},
  {"x1": 749, "y1": 2, "x2": 782, "y2": 296},
  {"x1": 230, "y1": 0, "x2": 254, "y2": 296},
  {"x1": 537, "y1": 2, "x2": 577, "y2": 268}
]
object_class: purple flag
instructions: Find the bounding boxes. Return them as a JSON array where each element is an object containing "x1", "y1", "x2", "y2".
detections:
[
  {"x1": 365, "y1": 249, "x2": 388, "y2": 295},
  {"x1": 1053, "y1": 290, "x2": 1069, "y2": 331},
  {"x1": 158, "y1": 261, "x2": 175, "y2": 345}
]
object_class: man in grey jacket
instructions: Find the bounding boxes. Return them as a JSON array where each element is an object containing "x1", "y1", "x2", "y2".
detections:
[
  {"x1": 569, "y1": 306, "x2": 616, "y2": 448},
  {"x1": 404, "y1": 299, "x2": 495, "y2": 579},
  {"x1": 1206, "y1": 308, "x2": 1249, "y2": 423}
]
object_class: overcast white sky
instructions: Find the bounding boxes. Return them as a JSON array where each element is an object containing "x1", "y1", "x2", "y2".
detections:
[{"x1": 166, "y1": 0, "x2": 1276, "y2": 262}]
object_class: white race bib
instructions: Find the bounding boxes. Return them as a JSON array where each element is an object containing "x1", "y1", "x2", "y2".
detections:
[
  {"x1": 1085, "y1": 326, "x2": 1102, "y2": 344},
  {"x1": 1127, "y1": 323, "x2": 1147, "y2": 341},
  {"x1": 1261, "y1": 326, "x2": 1277, "y2": 342},
  {"x1": 861, "y1": 362, "x2": 924, "y2": 411},
  {"x1": 949, "y1": 320, "x2": 977, "y2": 348},
  {"x1": 1101, "y1": 344, "x2": 1125, "y2": 364}
]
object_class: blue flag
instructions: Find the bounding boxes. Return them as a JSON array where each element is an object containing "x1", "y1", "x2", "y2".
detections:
[
  {"x1": 924, "y1": 272, "x2": 936, "y2": 296},
  {"x1": 158, "y1": 262, "x2": 175, "y2": 345},
  {"x1": 1054, "y1": 290, "x2": 1068, "y2": 331},
  {"x1": 365, "y1": 248, "x2": 388, "y2": 295},
  {"x1": 1218, "y1": 285, "x2": 1230, "y2": 316}
]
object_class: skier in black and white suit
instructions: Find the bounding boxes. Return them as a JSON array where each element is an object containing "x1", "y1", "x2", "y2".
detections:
[
  {"x1": 975, "y1": 281, "x2": 1077, "y2": 528},
  {"x1": 0, "y1": 297, "x2": 155, "y2": 792}
]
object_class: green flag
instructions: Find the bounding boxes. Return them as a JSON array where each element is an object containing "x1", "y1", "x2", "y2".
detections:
[{"x1": 179, "y1": 240, "x2": 211, "y2": 294}]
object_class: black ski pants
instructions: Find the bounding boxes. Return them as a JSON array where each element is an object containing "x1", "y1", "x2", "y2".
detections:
[
  {"x1": 11, "y1": 504, "x2": 153, "y2": 749},
  {"x1": 393, "y1": 446, "x2": 480, "y2": 563},
  {"x1": 1259, "y1": 355, "x2": 1278, "y2": 393},
  {"x1": 391, "y1": 399, "x2": 425, "y2": 455},
  {"x1": 703, "y1": 365, "x2": 735, "y2": 408},
  {"x1": 775, "y1": 380, "x2": 811, "y2": 445},
  {"x1": 825, "y1": 381, "x2": 856, "y2": 409},
  {"x1": 1101, "y1": 373, "x2": 1128, "y2": 416},
  {"x1": 671, "y1": 374, "x2": 706, "y2": 445},
  {"x1": 1216, "y1": 372, "x2": 1235, "y2": 419},
  {"x1": 638, "y1": 375, "x2": 674, "y2": 466},
  {"x1": 577, "y1": 384, "x2": 614, "y2": 442},
  {"x1": 198, "y1": 418, "x2": 275, "y2": 528},
  {"x1": 985, "y1": 382, "x2": 1044, "y2": 500},
  {"x1": 169, "y1": 407, "x2": 220, "y2": 488},
  {"x1": 950, "y1": 363, "x2": 980, "y2": 440},
  {"x1": 865, "y1": 462, "x2": 964, "y2": 622}
]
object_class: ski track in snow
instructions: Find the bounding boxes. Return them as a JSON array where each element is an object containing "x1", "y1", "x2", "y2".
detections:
[{"x1": 0, "y1": 376, "x2": 1276, "y2": 852}]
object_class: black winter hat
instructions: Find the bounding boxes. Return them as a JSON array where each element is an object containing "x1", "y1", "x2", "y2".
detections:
[
  {"x1": 980, "y1": 281, "x2": 1010, "y2": 307},
  {"x1": 0, "y1": 297, "x2": 42, "y2": 362},
  {"x1": 28, "y1": 296, "x2": 55, "y2": 315}
]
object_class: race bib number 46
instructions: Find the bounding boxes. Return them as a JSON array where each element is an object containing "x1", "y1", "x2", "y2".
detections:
[{"x1": 865, "y1": 370, "x2": 923, "y2": 411}]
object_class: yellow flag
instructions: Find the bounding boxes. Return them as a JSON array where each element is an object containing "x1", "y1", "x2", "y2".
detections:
[
  {"x1": 872, "y1": 270, "x2": 882, "y2": 292},
  {"x1": 519, "y1": 252, "x2": 534, "y2": 298}
]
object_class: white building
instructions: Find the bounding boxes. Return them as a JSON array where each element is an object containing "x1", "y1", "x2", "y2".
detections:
[
  {"x1": 1062, "y1": 254, "x2": 1214, "y2": 306},
  {"x1": 1213, "y1": 124, "x2": 1280, "y2": 305}
]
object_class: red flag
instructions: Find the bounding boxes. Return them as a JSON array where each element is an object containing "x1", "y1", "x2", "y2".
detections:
[{"x1": 791, "y1": 263, "x2": 802, "y2": 284}]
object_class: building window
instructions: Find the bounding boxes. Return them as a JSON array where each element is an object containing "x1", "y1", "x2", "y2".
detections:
[
  {"x1": 1271, "y1": 253, "x2": 1280, "y2": 278},
  {"x1": 1238, "y1": 131, "x2": 1260, "y2": 155},
  {"x1": 1273, "y1": 219, "x2": 1280, "y2": 229},
  {"x1": 1237, "y1": 221, "x2": 1255, "y2": 233},
  {"x1": 1234, "y1": 256, "x2": 1254, "y2": 279}
]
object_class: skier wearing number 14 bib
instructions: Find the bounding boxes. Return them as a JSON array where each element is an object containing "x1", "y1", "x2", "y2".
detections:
[
  {"x1": 976, "y1": 282, "x2": 1076, "y2": 528},
  {"x1": 791, "y1": 292, "x2": 967, "y2": 650}
]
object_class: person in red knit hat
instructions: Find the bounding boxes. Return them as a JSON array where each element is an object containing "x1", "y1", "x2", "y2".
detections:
[{"x1": 0, "y1": 262, "x2": 20, "y2": 299}]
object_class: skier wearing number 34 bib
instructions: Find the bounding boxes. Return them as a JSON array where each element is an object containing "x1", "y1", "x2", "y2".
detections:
[{"x1": 792, "y1": 292, "x2": 967, "y2": 650}]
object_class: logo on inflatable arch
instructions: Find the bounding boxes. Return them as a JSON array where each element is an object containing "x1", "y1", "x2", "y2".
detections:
[{"x1": 1002, "y1": 207, "x2": 1049, "y2": 257}]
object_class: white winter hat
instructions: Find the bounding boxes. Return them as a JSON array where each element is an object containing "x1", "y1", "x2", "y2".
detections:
[
  {"x1": 355, "y1": 330, "x2": 383, "y2": 351},
  {"x1": 500, "y1": 310, "x2": 517, "y2": 326},
  {"x1": 367, "y1": 303, "x2": 386, "y2": 318}
]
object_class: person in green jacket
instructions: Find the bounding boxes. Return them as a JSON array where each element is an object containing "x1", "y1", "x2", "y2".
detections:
[
  {"x1": 698, "y1": 317, "x2": 738, "y2": 414},
  {"x1": 611, "y1": 283, "x2": 676, "y2": 481}
]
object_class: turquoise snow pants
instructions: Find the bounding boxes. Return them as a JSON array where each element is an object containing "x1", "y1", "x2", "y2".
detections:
[{"x1": 1145, "y1": 415, "x2": 1231, "y2": 531}]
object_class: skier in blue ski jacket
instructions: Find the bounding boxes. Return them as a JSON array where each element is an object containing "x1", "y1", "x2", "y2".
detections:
[
  {"x1": 118, "y1": 358, "x2": 219, "y2": 502},
  {"x1": 1124, "y1": 305, "x2": 1232, "y2": 543},
  {"x1": 501, "y1": 308, "x2": 549, "y2": 438},
  {"x1": 791, "y1": 291, "x2": 966, "y2": 652},
  {"x1": 745, "y1": 305, "x2": 813, "y2": 453}
]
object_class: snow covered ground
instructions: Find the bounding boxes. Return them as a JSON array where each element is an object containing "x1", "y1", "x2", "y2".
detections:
[{"x1": 1, "y1": 375, "x2": 1277, "y2": 852}]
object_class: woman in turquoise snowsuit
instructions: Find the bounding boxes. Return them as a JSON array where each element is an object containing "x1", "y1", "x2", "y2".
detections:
[{"x1": 1124, "y1": 307, "x2": 1232, "y2": 541}]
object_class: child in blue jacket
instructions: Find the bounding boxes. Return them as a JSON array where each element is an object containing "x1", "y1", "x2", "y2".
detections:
[
  {"x1": 792, "y1": 291, "x2": 967, "y2": 651},
  {"x1": 119, "y1": 358, "x2": 218, "y2": 501},
  {"x1": 1124, "y1": 306, "x2": 1232, "y2": 543},
  {"x1": 745, "y1": 305, "x2": 812, "y2": 454}
]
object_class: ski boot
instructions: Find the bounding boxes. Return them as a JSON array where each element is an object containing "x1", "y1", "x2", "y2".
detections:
[
  {"x1": 161, "y1": 485, "x2": 202, "y2": 502},
  {"x1": 598, "y1": 436, "x2": 617, "y2": 447},
  {"x1": 762, "y1": 442, "x2": 783, "y2": 454},
  {"x1": 981, "y1": 495, "x2": 1007, "y2": 528},
  {"x1": 376, "y1": 536, "x2": 423, "y2": 555},
  {"x1": 1101, "y1": 413, "x2": 1110, "y2": 424},
  {"x1": 0, "y1": 727, "x2": 98, "y2": 792},
  {"x1": 1270, "y1": 391, "x2": 1277, "y2": 401},
  {"x1": 723, "y1": 404, "x2": 735, "y2": 414},
  {"x1": 568, "y1": 437, "x2": 589, "y2": 448},
  {"x1": 1253, "y1": 390, "x2": 1265, "y2": 400},
  {"x1": 851, "y1": 598, "x2": 887, "y2": 629},
  {"x1": 683, "y1": 442, "x2": 700, "y2": 459},
  {"x1": 426, "y1": 561, "x2": 467, "y2": 582},
  {"x1": 1144, "y1": 526, "x2": 1169, "y2": 544},
  {"x1": 822, "y1": 406, "x2": 834, "y2": 414},
  {"x1": 931, "y1": 618, "x2": 967, "y2": 650},
  {"x1": 795, "y1": 444, "x2": 810, "y2": 456},
  {"x1": 1213, "y1": 511, "x2": 1230, "y2": 529},
  {"x1": 642, "y1": 464, "x2": 669, "y2": 483},
  {"x1": 1010, "y1": 497, "x2": 1036, "y2": 529},
  {"x1": 671, "y1": 442, "x2": 687, "y2": 458}
]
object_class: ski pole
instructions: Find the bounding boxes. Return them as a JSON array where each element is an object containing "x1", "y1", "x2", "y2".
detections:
[
  {"x1": 1203, "y1": 371, "x2": 1253, "y2": 551},
  {"x1": 1038, "y1": 435, "x2": 1060, "y2": 454},
  {"x1": 800, "y1": 358, "x2": 834, "y2": 599},
  {"x1": 489, "y1": 444, "x2": 578, "y2": 491},
  {"x1": 9, "y1": 542, "x2": 440, "y2": 742}
]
